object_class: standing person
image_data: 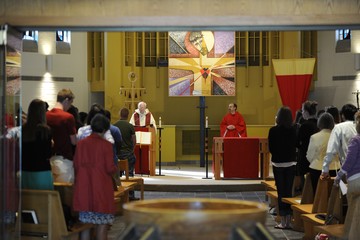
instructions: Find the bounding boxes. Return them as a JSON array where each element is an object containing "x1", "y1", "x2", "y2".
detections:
[
  {"x1": 334, "y1": 111, "x2": 360, "y2": 239},
  {"x1": 296, "y1": 100, "x2": 319, "y2": 190},
  {"x1": 306, "y1": 112, "x2": 340, "y2": 195},
  {"x1": 129, "y1": 101, "x2": 157, "y2": 131},
  {"x1": 321, "y1": 103, "x2": 358, "y2": 178},
  {"x1": 22, "y1": 99, "x2": 53, "y2": 190},
  {"x1": 73, "y1": 114, "x2": 117, "y2": 240},
  {"x1": 325, "y1": 105, "x2": 341, "y2": 124},
  {"x1": 77, "y1": 103, "x2": 114, "y2": 143},
  {"x1": 105, "y1": 109, "x2": 123, "y2": 186},
  {"x1": 220, "y1": 103, "x2": 247, "y2": 137},
  {"x1": 67, "y1": 104, "x2": 83, "y2": 132},
  {"x1": 46, "y1": 89, "x2": 77, "y2": 183},
  {"x1": 268, "y1": 106, "x2": 297, "y2": 229},
  {"x1": 114, "y1": 107, "x2": 138, "y2": 200}
]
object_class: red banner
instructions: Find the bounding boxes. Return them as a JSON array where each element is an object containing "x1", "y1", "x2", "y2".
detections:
[{"x1": 272, "y1": 58, "x2": 316, "y2": 119}]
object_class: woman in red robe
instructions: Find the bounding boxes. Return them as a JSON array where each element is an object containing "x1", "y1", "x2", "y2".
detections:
[
  {"x1": 220, "y1": 103, "x2": 247, "y2": 137},
  {"x1": 73, "y1": 114, "x2": 117, "y2": 240}
]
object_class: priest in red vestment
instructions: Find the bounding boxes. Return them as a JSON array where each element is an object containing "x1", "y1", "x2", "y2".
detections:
[
  {"x1": 220, "y1": 103, "x2": 247, "y2": 137},
  {"x1": 129, "y1": 101, "x2": 157, "y2": 132}
]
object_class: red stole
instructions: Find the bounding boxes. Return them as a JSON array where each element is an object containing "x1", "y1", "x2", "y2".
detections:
[{"x1": 134, "y1": 112, "x2": 151, "y2": 126}]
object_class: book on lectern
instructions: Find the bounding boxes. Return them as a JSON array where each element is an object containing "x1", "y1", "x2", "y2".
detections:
[
  {"x1": 21, "y1": 210, "x2": 39, "y2": 224},
  {"x1": 135, "y1": 131, "x2": 152, "y2": 145}
]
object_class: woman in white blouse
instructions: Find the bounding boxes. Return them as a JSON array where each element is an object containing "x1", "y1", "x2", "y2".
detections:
[{"x1": 306, "y1": 112, "x2": 340, "y2": 194}]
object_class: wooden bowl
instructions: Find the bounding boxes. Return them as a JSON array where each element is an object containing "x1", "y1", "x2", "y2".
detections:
[{"x1": 123, "y1": 198, "x2": 267, "y2": 239}]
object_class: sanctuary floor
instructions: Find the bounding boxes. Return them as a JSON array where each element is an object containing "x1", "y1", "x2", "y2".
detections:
[{"x1": 108, "y1": 165, "x2": 305, "y2": 239}]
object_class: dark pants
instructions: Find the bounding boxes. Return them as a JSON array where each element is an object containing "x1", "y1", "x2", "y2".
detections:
[{"x1": 273, "y1": 165, "x2": 296, "y2": 216}]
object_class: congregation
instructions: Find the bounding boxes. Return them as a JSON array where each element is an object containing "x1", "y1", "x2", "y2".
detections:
[
  {"x1": 20, "y1": 88, "x2": 157, "y2": 239},
  {"x1": 267, "y1": 101, "x2": 360, "y2": 239},
  {"x1": 19, "y1": 85, "x2": 360, "y2": 239}
]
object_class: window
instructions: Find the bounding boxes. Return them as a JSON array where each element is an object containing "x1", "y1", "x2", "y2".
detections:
[
  {"x1": 56, "y1": 31, "x2": 71, "y2": 54},
  {"x1": 335, "y1": 29, "x2": 351, "y2": 53},
  {"x1": 337, "y1": 29, "x2": 351, "y2": 41},
  {"x1": 22, "y1": 31, "x2": 39, "y2": 52},
  {"x1": 56, "y1": 31, "x2": 71, "y2": 43},
  {"x1": 126, "y1": 32, "x2": 168, "y2": 67},
  {"x1": 235, "y1": 31, "x2": 279, "y2": 67},
  {"x1": 23, "y1": 31, "x2": 38, "y2": 41}
]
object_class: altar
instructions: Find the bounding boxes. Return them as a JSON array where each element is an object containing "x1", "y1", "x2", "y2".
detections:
[{"x1": 212, "y1": 137, "x2": 270, "y2": 180}]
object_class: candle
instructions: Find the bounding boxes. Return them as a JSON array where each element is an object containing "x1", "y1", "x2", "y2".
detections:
[
  {"x1": 159, "y1": 117, "x2": 162, "y2": 128},
  {"x1": 205, "y1": 116, "x2": 208, "y2": 128}
]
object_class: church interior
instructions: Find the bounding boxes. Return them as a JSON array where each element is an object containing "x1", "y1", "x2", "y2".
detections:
[{"x1": 1, "y1": 0, "x2": 360, "y2": 239}]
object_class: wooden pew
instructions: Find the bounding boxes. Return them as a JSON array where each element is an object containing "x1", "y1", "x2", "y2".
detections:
[
  {"x1": 20, "y1": 189, "x2": 93, "y2": 240},
  {"x1": 276, "y1": 173, "x2": 314, "y2": 229},
  {"x1": 261, "y1": 179, "x2": 276, "y2": 191},
  {"x1": 266, "y1": 191, "x2": 281, "y2": 222},
  {"x1": 54, "y1": 181, "x2": 136, "y2": 216},
  {"x1": 118, "y1": 159, "x2": 145, "y2": 200},
  {"x1": 314, "y1": 224, "x2": 344, "y2": 239},
  {"x1": 291, "y1": 178, "x2": 334, "y2": 232},
  {"x1": 301, "y1": 185, "x2": 346, "y2": 240},
  {"x1": 264, "y1": 174, "x2": 313, "y2": 226},
  {"x1": 282, "y1": 173, "x2": 314, "y2": 206},
  {"x1": 114, "y1": 182, "x2": 137, "y2": 215}
]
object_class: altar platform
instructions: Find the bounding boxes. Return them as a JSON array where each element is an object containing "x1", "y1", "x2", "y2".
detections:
[{"x1": 139, "y1": 164, "x2": 272, "y2": 192}]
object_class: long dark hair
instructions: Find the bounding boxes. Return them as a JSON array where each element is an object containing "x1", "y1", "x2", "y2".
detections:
[
  {"x1": 276, "y1": 106, "x2": 293, "y2": 128},
  {"x1": 22, "y1": 99, "x2": 51, "y2": 141}
]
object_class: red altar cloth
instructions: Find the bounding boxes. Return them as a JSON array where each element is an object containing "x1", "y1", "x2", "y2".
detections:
[
  {"x1": 134, "y1": 127, "x2": 150, "y2": 175},
  {"x1": 222, "y1": 137, "x2": 260, "y2": 179}
]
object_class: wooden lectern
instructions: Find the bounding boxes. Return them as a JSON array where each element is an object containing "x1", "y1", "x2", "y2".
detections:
[{"x1": 134, "y1": 126, "x2": 156, "y2": 176}]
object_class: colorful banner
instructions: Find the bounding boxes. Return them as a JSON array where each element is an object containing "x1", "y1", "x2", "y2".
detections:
[
  {"x1": 168, "y1": 31, "x2": 235, "y2": 96},
  {"x1": 272, "y1": 58, "x2": 316, "y2": 118}
]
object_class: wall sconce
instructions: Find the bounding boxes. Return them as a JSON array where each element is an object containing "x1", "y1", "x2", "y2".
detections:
[
  {"x1": 45, "y1": 55, "x2": 53, "y2": 73},
  {"x1": 356, "y1": 54, "x2": 360, "y2": 71},
  {"x1": 352, "y1": 31, "x2": 360, "y2": 53}
]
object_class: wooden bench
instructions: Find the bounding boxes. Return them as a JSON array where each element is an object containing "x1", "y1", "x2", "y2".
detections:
[
  {"x1": 266, "y1": 191, "x2": 281, "y2": 222},
  {"x1": 291, "y1": 178, "x2": 333, "y2": 232},
  {"x1": 54, "y1": 181, "x2": 136, "y2": 216},
  {"x1": 314, "y1": 224, "x2": 344, "y2": 239},
  {"x1": 118, "y1": 159, "x2": 145, "y2": 200},
  {"x1": 261, "y1": 180, "x2": 276, "y2": 191},
  {"x1": 282, "y1": 173, "x2": 314, "y2": 206},
  {"x1": 20, "y1": 189, "x2": 93, "y2": 240},
  {"x1": 301, "y1": 184, "x2": 345, "y2": 240},
  {"x1": 114, "y1": 182, "x2": 137, "y2": 215},
  {"x1": 262, "y1": 180, "x2": 277, "y2": 216}
]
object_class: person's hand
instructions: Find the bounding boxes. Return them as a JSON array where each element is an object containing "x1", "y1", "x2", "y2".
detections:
[
  {"x1": 227, "y1": 125, "x2": 235, "y2": 130},
  {"x1": 320, "y1": 172, "x2": 329, "y2": 180},
  {"x1": 334, "y1": 170, "x2": 345, "y2": 187},
  {"x1": 334, "y1": 175, "x2": 341, "y2": 186}
]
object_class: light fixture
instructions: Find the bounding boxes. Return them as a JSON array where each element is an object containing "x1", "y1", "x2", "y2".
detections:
[
  {"x1": 356, "y1": 54, "x2": 360, "y2": 71},
  {"x1": 45, "y1": 55, "x2": 53, "y2": 73}
]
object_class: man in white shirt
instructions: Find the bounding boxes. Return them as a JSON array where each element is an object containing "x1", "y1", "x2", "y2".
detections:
[{"x1": 321, "y1": 104, "x2": 358, "y2": 178}]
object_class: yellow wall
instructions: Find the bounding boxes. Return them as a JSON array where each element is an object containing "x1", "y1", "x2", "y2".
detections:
[
  {"x1": 105, "y1": 32, "x2": 286, "y2": 126},
  {"x1": 104, "y1": 32, "x2": 301, "y2": 163}
]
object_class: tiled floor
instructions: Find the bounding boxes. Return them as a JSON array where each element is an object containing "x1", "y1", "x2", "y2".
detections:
[
  {"x1": 108, "y1": 190, "x2": 305, "y2": 240},
  {"x1": 107, "y1": 165, "x2": 304, "y2": 239}
]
